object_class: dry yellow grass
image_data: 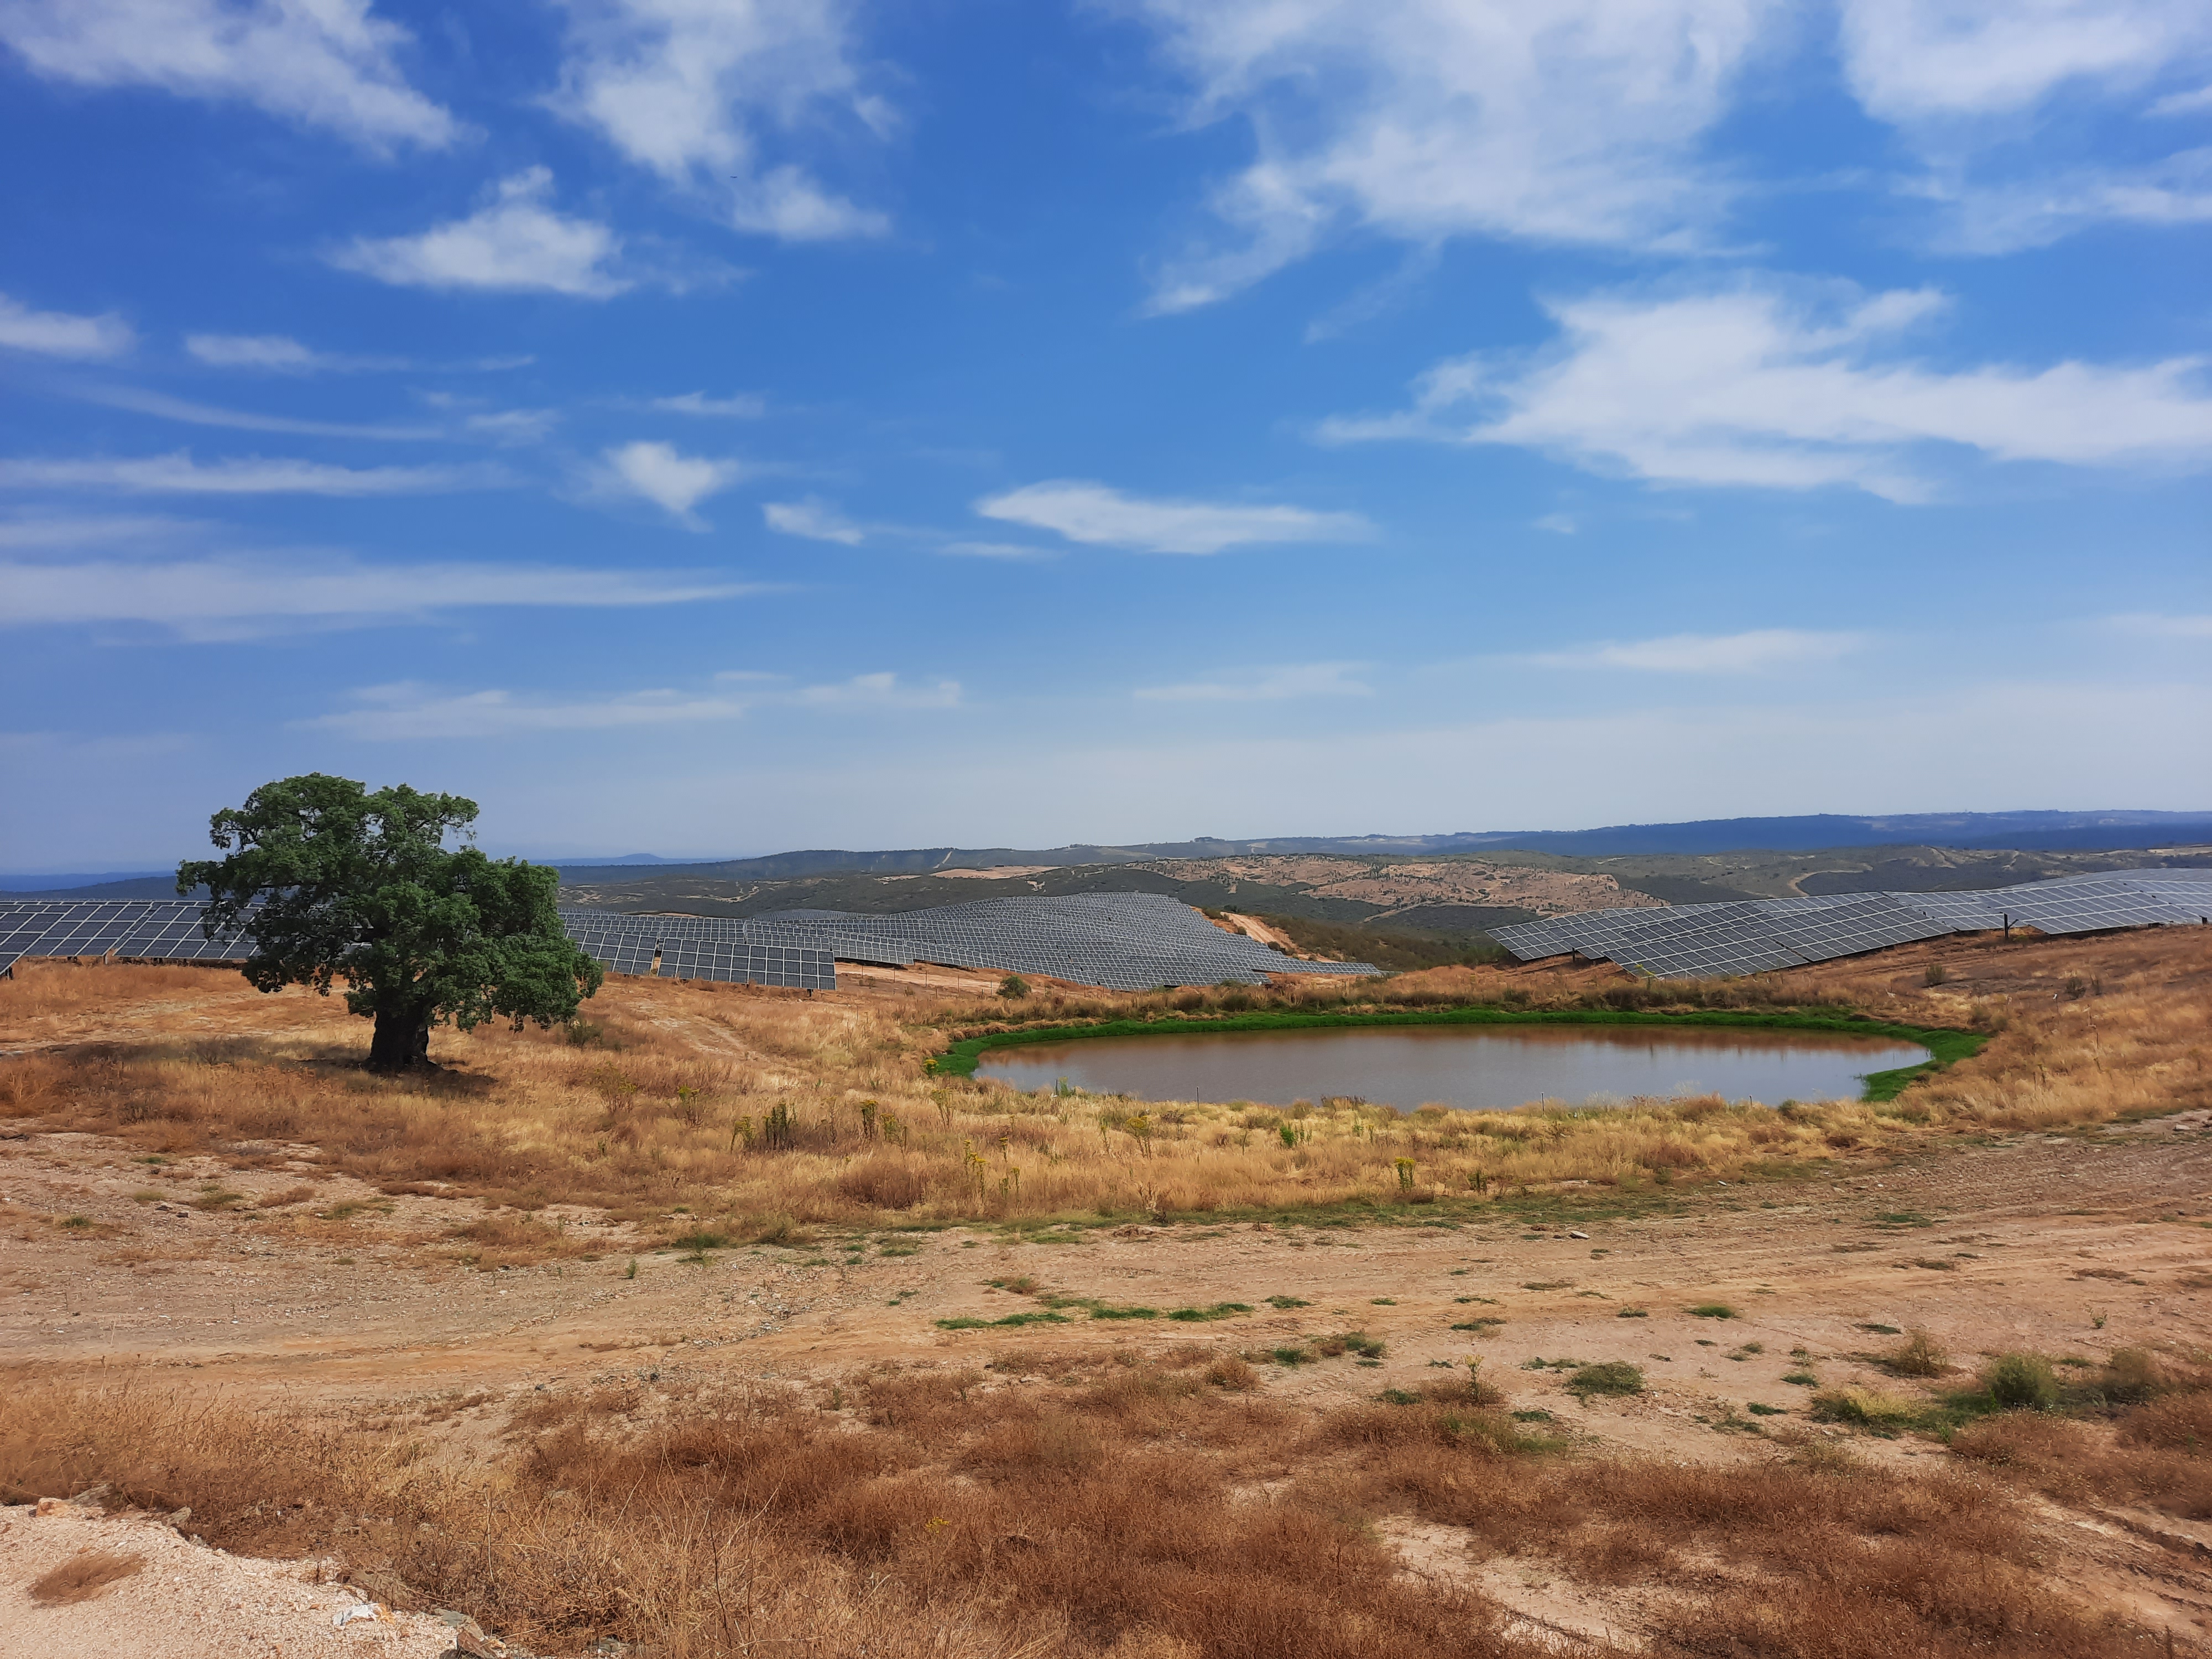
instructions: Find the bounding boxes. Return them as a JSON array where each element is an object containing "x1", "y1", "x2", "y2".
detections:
[
  {"x1": 1, "y1": 926, "x2": 2203, "y2": 1246},
  {"x1": 2, "y1": 1360, "x2": 2181, "y2": 1659}
]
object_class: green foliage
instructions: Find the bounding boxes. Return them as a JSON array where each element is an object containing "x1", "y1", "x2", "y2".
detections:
[
  {"x1": 1616, "y1": 1307, "x2": 1650, "y2": 1319},
  {"x1": 178, "y1": 774, "x2": 602, "y2": 1071},
  {"x1": 1566, "y1": 1361, "x2": 1645, "y2": 1399},
  {"x1": 999, "y1": 974, "x2": 1030, "y2": 1000},
  {"x1": 1686, "y1": 1303, "x2": 1739, "y2": 1319},
  {"x1": 1981, "y1": 1352, "x2": 2059, "y2": 1410},
  {"x1": 1264, "y1": 1295, "x2": 1309, "y2": 1310}
]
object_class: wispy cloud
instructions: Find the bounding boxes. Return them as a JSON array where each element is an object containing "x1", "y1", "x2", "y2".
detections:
[
  {"x1": 763, "y1": 497, "x2": 865, "y2": 544},
  {"x1": 0, "y1": 512, "x2": 187, "y2": 548},
  {"x1": 938, "y1": 540, "x2": 1057, "y2": 561},
  {"x1": 653, "y1": 390, "x2": 768, "y2": 418},
  {"x1": 1322, "y1": 278, "x2": 2212, "y2": 501},
  {"x1": 593, "y1": 441, "x2": 750, "y2": 526},
  {"x1": 1129, "y1": 0, "x2": 1768, "y2": 312},
  {"x1": 975, "y1": 480, "x2": 1370, "y2": 555},
  {"x1": 1837, "y1": 0, "x2": 2212, "y2": 123},
  {"x1": 305, "y1": 669, "x2": 958, "y2": 738},
  {"x1": 790, "y1": 671, "x2": 961, "y2": 709},
  {"x1": 1837, "y1": 1, "x2": 2212, "y2": 252},
  {"x1": 0, "y1": 291, "x2": 135, "y2": 360},
  {"x1": 551, "y1": 0, "x2": 891, "y2": 241},
  {"x1": 1524, "y1": 629, "x2": 1867, "y2": 673},
  {"x1": 70, "y1": 384, "x2": 444, "y2": 440},
  {"x1": 182, "y1": 332, "x2": 533, "y2": 374},
  {"x1": 2109, "y1": 611, "x2": 2212, "y2": 639},
  {"x1": 328, "y1": 169, "x2": 634, "y2": 298},
  {"x1": 0, "y1": 0, "x2": 460, "y2": 153},
  {"x1": 0, "y1": 452, "x2": 505, "y2": 496},
  {"x1": 1136, "y1": 662, "x2": 1373, "y2": 702},
  {"x1": 1, "y1": 554, "x2": 763, "y2": 638}
]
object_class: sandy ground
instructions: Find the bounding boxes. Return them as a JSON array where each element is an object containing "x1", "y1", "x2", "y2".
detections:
[
  {"x1": 0, "y1": 1501, "x2": 462, "y2": 1659},
  {"x1": 8, "y1": 1112, "x2": 2212, "y2": 1645},
  {"x1": 6, "y1": 930, "x2": 2212, "y2": 1651}
]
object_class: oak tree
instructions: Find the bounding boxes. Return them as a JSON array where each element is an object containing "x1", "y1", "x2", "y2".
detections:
[{"x1": 178, "y1": 774, "x2": 603, "y2": 1072}]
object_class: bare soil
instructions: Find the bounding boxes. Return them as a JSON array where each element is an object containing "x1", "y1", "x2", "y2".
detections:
[{"x1": 4, "y1": 928, "x2": 2211, "y2": 1654}]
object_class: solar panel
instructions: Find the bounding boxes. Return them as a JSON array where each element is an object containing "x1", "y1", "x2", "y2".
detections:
[{"x1": 1491, "y1": 867, "x2": 2210, "y2": 979}]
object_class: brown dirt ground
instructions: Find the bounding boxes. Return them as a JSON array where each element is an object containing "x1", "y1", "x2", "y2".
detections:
[{"x1": 4, "y1": 929, "x2": 2212, "y2": 1653}]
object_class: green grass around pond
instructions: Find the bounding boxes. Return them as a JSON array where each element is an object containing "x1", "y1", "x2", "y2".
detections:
[{"x1": 930, "y1": 1004, "x2": 1981, "y2": 1104}]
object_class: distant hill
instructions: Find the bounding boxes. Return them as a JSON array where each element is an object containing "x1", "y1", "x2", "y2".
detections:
[
  {"x1": 544, "y1": 811, "x2": 2210, "y2": 887},
  {"x1": 8, "y1": 810, "x2": 2205, "y2": 899}
]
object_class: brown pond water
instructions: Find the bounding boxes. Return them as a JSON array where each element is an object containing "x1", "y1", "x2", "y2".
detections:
[{"x1": 975, "y1": 1024, "x2": 1931, "y2": 1110}]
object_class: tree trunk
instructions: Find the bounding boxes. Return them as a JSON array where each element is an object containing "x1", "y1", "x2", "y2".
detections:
[{"x1": 366, "y1": 1001, "x2": 434, "y2": 1072}]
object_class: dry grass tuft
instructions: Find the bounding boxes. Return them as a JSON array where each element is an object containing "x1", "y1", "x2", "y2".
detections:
[{"x1": 29, "y1": 1549, "x2": 144, "y2": 1605}]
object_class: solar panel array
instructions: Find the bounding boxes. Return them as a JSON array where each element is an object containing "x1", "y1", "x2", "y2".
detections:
[
  {"x1": 565, "y1": 890, "x2": 1381, "y2": 990},
  {"x1": 0, "y1": 897, "x2": 833, "y2": 990},
  {"x1": 0, "y1": 898, "x2": 259, "y2": 975},
  {"x1": 1491, "y1": 868, "x2": 2212, "y2": 979}
]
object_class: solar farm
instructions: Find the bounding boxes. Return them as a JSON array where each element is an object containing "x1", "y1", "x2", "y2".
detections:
[
  {"x1": 1491, "y1": 868, "x2": 2212, "y2": 979},
  {"x1": 0, "y1": 889, "x2": 1383, "y2": 992},
  {"x1": 5, "y1": 868, "x2": 2206, "y2": 990}
]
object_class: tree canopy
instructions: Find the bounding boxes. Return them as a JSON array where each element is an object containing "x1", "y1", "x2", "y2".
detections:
[{"x1": 178, "y1": 773, "x2": 603, "y2": 1071}]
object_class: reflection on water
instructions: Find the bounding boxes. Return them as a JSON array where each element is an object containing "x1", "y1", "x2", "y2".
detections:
[{"x1": 975, "y1": 1023, "x2": 1929, "y2": 1110}]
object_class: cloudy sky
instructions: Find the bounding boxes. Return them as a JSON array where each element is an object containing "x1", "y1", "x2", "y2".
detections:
[{"x1": 2, "y1": 0, "x2": 2208, "y2": 870}]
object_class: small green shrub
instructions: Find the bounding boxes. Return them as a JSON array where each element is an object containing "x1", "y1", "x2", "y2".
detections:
[
  {"x1": 999, "y1": 975, "x2": 1029, "y2": 1000},
  {"x1": 1809, "y1": 1387, "x2": 1916, "y2": 1429},
  {"x1": 1982, "y1": 1352, "x2": 2059, "y2": 1410},
  {"x1": 1566, "y1": 1361, "x2": 1645, "y2": 1399},
  {"x1": 1265, "y1": 1295, "x2": 1310, "y2": 1309},
  {"x1": 1616, "y1": 1307, "x2": 1649, "y2": 1318},
  {"x1": 1687, "y1": 1303, "x2": 1738, "y2": 1319},
  {"x1": 1782, "y1": 1370, "x2": 1818, "y2": 1386},
  {"x1": 1747, "y1": 1402, "x2": 1787, "y2": 1416}
]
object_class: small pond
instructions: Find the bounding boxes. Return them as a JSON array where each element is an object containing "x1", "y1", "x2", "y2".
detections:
[{"x1": 974, "y1": 1023, "x2": 1929, "y2": 1110}]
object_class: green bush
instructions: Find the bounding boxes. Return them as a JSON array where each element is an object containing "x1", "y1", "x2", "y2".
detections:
[
  {"x1": 1808, "y1": 1387, "x2": 1916, "y2": 1429},
  {"x1": 1686, "y1": 1303, "x2": 1738, "y2": 1319},
  {"x1": 1566, "y1": 1361, "x2": 1645, "y2": 1399},
  {"x1": 1982, "y1": 1352, "x2": 2059, "y2": 1410}
]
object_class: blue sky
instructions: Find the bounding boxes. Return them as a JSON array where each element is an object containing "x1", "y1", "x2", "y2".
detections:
[{"x1": 2, "y1": 0, "x2": 2208, "y2": 872}]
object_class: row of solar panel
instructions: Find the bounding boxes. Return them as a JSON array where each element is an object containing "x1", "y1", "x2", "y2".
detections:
[
  {"x1": 556, "y1": 891, "x2": 1384, "y2": 990},
  {"x1": 1491, "y1": 869, "x2": 2212, "y2": 979},
  {"x1": 0, "y1": 898, "x2": 836, "y2": 991}
]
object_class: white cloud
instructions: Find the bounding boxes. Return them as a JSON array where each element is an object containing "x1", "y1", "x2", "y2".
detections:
[
  {"x1": 653, "y1": 390, "x2": 767, "y2": 418},
  {"x1": 0, "y1": 452, "x2": 503, "y2": 495},
  {"x1": 1321, "y1": 279, "x2": 2212, "y2": 501},
  {"x1": 71, "y1": 384, "x2": 442, "y2": 440},
  {"x1": 182, "y1": 333, "x2": 531, "y2": 374},
  {"x1": 2109, "y1": 611, "x2": 2212, "y2": 639},
  {"x1": 0, "y1": 512, "x2": 186, "y2": 548},
  {"x1": 0, "y1": 0, "x2": 458, "y2": 152},
  {"x1": 1838, "y1": 0, "x2": 2212, "y2": 122},
  {"x1": 1129, "y1": 0, "x2": 1773, "y2": 311},
  {"x1": 551, "y1": 0, "x2": 890, "y2": 241},
  {"x1": 596, "y1": 440, "x2": 747, "y2": 526},
  {"x1": 1525, "y1": 629, "x2": 1866, "y2": 673},
  {"x1": 184, "y1": 332, "x2": 321, "y2": 371},
  {"x1": 1917, "y1": 152, "x2": 2212, "y2": 254},
  {"x1": 1533, "y1": 513, "x2": 1579, "y2": 535},
  {"x1": 790, "y1": 671, "x2": 961, "y2": 710},
  {"x1": 305, "y1": 667, "x2": 955, "y2": 738},
  {"x1": 1835, "y1": 3, "x2": 2212, "y2": 251},
  {"x1": 975, "y1": 480, "x2": 1370, "y2": 555},
  {"x1": 306, "y1": 681, "x2": 752, "y2": 739},
  {"x1": 328, "y1": 169, "x2": 630, "y2": 298},
  {"x1": 0, "y1": 292, "x2": 134, "y2": 359},
  {"x1": 1135, "y1": 662, "x2": 1373, "y2": 702},
  {"x1": 938, "y1": 540, "x2": 1056, "y2": 561},
  {"x1": 763, "y1": 497, "x2": 864, "y2": 544},
  {"x1": 464, "y1": 409, "x2": 560, "y2": 445},
  {"x1": 0, "y1": 555, "x2": 760, "y2": 637}
]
